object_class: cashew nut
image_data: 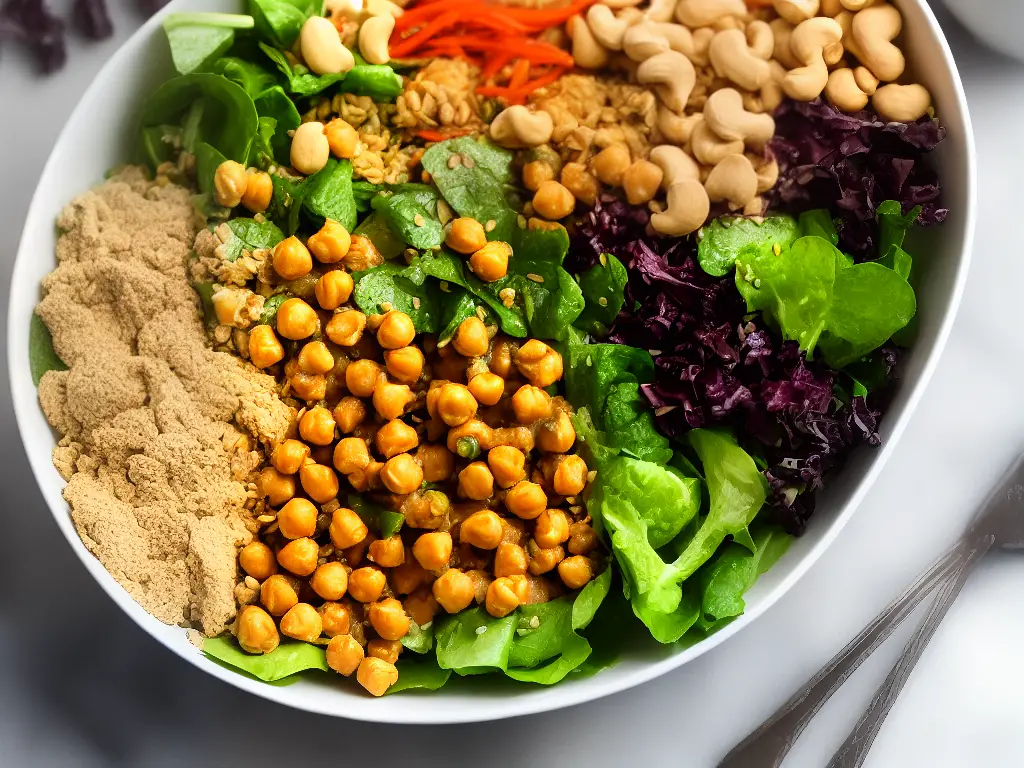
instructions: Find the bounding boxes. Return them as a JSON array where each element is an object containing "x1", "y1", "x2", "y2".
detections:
[
  {"x1": 841, "y1": 0, "x2": 879, "y2": 9},
  {"x1": 833, "y1": 11, "x2": 864, "y2": 61},
  {"x1": 773, "y1": 0, "x2": 819, "y2": 25},
  {"x1": 586, "y1": 4, "x2": 634, "y2": 51},
  {"x1": 753, "y1": 155, "x2": 779, "y2": 193},
  {"x1": 689, "y1": 27, "x2": 716, "y2": 66},
  {"x1": 746, "y1": 20, "x2": 775, "y2": 60},
  {"x1": 769, "y1": 19, "x2": 800, "y2": 69},
  {"x1": 760, "y1": 60, "x2": 788, "y2": 112},
  {"x1": 782, "y1": 17, "x2": 843, "y2": 101},
  {"x1": 638, "y1": 50, "x2": 697, "y2": 113},
  {"x1": 704, "y1": 88, "x2": 775, "y2": 149},
  {"x1": 651, "y1": 179, "x2": 710, "y2": 236},
  {"x1": 872, "y1": 83, "x2": 931, "y2": 123},
  {"x1": 820, "y1": 0, "x2": 843, "y2": 15},
  {"x1": 657, "y1": 106, "x2": 703, "y2": 144},
  {"x1": 567, "y1": 15, "x2": 611, "y2": 69},
  {"x1": 489, "y1": 106, "x2": 554, "y2": 149},
  {"x1": 300, "y1": 16, "x2": 355, "y2": 75},
  {"x1": 691, "y1": 120, "x2": 745, "y2": 166},
  {"x1": 358, "y1": 12, "x2": 394, "y2": 65},
  {"x1": 824, "y1": 67, "x2": 870, "y2": 111},
  {"x1": 853, "y1": 4, "x2": 905, "y2": 82},
  {"x1": 599, "y1": 0, "x2": 643, "y2": 7},
  {"x1": 364, "y1": 0, "x2": 403, "y2": 18},
  {"x1": 675, "y1": 0, "x2": 746, "y2": 28},
  {"x1": 650, "y1": 145, "x2": 701, "y2": 188},
  {"x1": 645, "y1": 0, "x2": 676, "y2": 23},
  {"x1": 709, "y1": 30, "x2": 771, "y2": 91},
  {"x1": 704, "y1": 154, "x2": 758, "y2": 208},
  {"x1": 623, "y1": 21, "x2": 669, "y2": 60},
  {"x1": 854, "y1": 66, "x2": 879, "y2": 95}
]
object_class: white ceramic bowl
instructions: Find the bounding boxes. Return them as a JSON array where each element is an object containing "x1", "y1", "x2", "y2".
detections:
[
  {"x1": 942, "y1": 0, "x2": 1024, "y2": 62},
  {"x1": 9, "y1": 0, "x2": 975, "y2": 723}
]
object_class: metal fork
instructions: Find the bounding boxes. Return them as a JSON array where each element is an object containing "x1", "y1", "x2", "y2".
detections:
[{"x1": 719, "y1": 453, "x2": 1024, "y2": 768}]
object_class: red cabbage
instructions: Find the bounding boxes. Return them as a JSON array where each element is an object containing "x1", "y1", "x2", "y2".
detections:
[
  {"x1": 1, "y1": 0, "x2": 65, "y2": 72},
  {"x1": 768, "y1": 98, "x2": 947, "y2": 260}
]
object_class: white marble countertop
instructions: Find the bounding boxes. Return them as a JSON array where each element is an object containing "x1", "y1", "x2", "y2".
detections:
[{"x1": 3, "y1": 4, "x2": 1023, "y2": 765}]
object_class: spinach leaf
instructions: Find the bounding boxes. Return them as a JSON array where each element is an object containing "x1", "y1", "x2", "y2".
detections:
[
  {"x1": 697, "y1": 215, "x2": 800, "y2": 277},
  {"x1": 267, "y1": 172, "x2": 307, "y2": 235},
  {"x1": 252, "y1": 116, "x2": 277, "y2": 168},
  {"x1": 163, "y1": 12, "x2": 254, "y2": 75},
  {"x1": 575, "y1": 253, "x2": 627, "y2": 336},
  {"x1": 140, "y1": 125, "x2": 182, "y2": 168},
  {"x1": 254, "y1": 87, "x2": 300, "y2": 166},
  {"x1": 388, "y1": 656, "x2": 452, "y2": 693},
  {"x1": 876, "y1": 199, "x2": 922, "y2": 256},
  {"x1": 877, "y1": 244, "x2": 913, "y2": 281},
  {"x1": 817, "y1": 261, "x2": 917, "y2": 368},
  {"x1": 798, "y1": 209, "x2": 839, "y2": 245},
  {"x1": 248, "y1": 0, "x2": 316, "y2": 48},
  {"x1": 208, "y1": 55, "x2": 277, "y2": 98},
  {"x1": 435, "y1": 608, "x2": 518, "y2": 675},
  {"x1": 29, "y1": 314, "x2": 67, "y2": 386},
  {"x1": 259, "y1": 42, "x2": 346, "y2": 96},
  {"x1": 437, "y1": 288, "x2": 481, "y2": 344},
  {"x1": 303, "y1": 158, "x2": 357, "y2": 231},
  {"x1": 260, "y1": 293, "x2": 288, "y2": 325},
  {"x1": 140, "y1": 73, "x2": 259, "y2": 166},
  {"x1": 203, "y1": 637, "x2": 328, "y2": 682},
  {"x1": 259, "y1": 42, "x2": 403, "y2": 99},
  {"x1": 353, "y1": 211, "x2": 408, "y2": 260},
  {"x1": 349, "y1": 493, "x2": 404, "y2": 538},
  {"x1": 220, "y1": 217, "x2": 285, "y2": 262},
  {"x1": 370, "y1": 187, "x2": 443, "y2": 250},
  {"x1": 505, "y1": 224, "x2": 583, "y2": 340},
  {"x1": 193, "y1": 141, "x2": 233, "y2": 217},
  {"x1": 352, "y1": 263, "x2": 443, "y2": 332},
  {"x1": 400, "y1": 617, "x2": 434, "y2": 654},
  {"x1": 698, "y1": 524, "x2": 791, "y2": 622}
]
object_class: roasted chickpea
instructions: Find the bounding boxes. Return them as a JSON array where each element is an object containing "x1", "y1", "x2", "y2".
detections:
[
  {"x1": 437, "y1": 383, "x2": 478, "y2": 427},
  {"x1": 373, "y1": 380, "x2": 414, "y2": 420},
  {"x1": 446, "y1": 419, "x2": 494, "y2": 454},
  {"x1": 348, "y1": 566, "x2": 387, "y2": 602},
  {"x1": 248, "y1": 324, "x2": 285, "y2": 368},
  {"x1": 469, "y1": 241, "x2": 511, "y2": 282},
  {"x1": 214, "y1": 160, "x2": 247, "y2": 208},
  {"x1": 623, "y1": 159, "x2": 663, "y2": 205},
  {"x1": 290, "y1": 372, "x2": 327, "y2": 401},
  {"x1": 319, "y1": 601, "x2": 352, "y2": 637},
  {"x1": 300, "y1": 463, "x2": 340, "y2": 504},
  {"x1": 417, "y1": 444, "x2": 455, "y2": 483},
  {"x1": 537, "y1": 412, "x2": 576, "y2": 454},
  {"x1": 271, "y1": 439, "x2": 310, "y2": 475},
  {"x1": 369, "y1": 536, "x2": 405, "y2": 568},
  {"x1": 515, "y1": 339, "x2": 563, "y2": 387},
  {"x1": 535, "y1": 509, "x2": 570, "y2": 549},
  {"x1": 389, "y1": 558, "x2": 432, "y2": 595},
  {"x1": 459, "y1": 509, "x2": 503, "y2": 549},
  {"x1": 468, "y1": 371, "x2": 504, "y2": 406},
  {"x1": 239, "y1": 541, "x2": 277, "y2": 581},
  {"x1": 505, "y1": 480, "x2": 547, "y2": 520},
  {"x1": 500, "y1": 516, "x2": 525, "y2": 545},
  {"x1": 591, "y1": 144, "x2": 631, "y2": 186},
  {"x1": 458, "y1": 462, "x2": 494, "y2": 502},
  {"x1": 345, "y1": 358, "x2": 381, "y2": 397},
  {"x1": 357, "y1": 656, "x2": 399, "y2": 697},
  {"x1": 236, "y1": 605, "x2": 280, "y2": 654},
  {"x1": 257, "y1": 467, "x2": 295, "y2": 507},
  {"x1": 307, "y1": 219, "x2": 351, "y2": 264},
  {"x1": 560, "y1": 162, "x2": 599, "y2": 206},
  {"x1": 327, "y1": 634, "x2": 364, "y2": 676},
  {"x1": 405, "y1": 587, "x2": 439, "y2": 626},
  {"x1": 297, "y1": 341, "x2": 336, "y2": 375},
  {"x1": 368, "y1": 638, "x2": 403, "y2": 664},
  {"x1": 452, "y1": 317, "x2": 490, "y2": 358},
  {"x1": 412, "y1": 531, "x2": 452, "y2": 571},
  {"x1": 333, "y1": 396, "x2": 367, "y2": 434},
  {"x1": 528, "y1": 540, "x2": 565, "y2": 574},
  {"x1": 276, "y1": 298, "x2": 318, "y2": 340},
  {"x1": 488, "y1": 446, "x2": 526, "y2": 489},
  {"x1": 384, "y1": 346, "x2": 424, "y2": 383},
  {"x1": 280, "y1": 602, "x2": 323, "y2": 642},
  {"x1": 432, "y1": 568, "x2": 475, "y2": 613},
  {"x1": 311, "y1": 561, "x2": 349, "y2": 601},
  {"x1": 489, "y1": 336, "x2": 515, "y2": 378},
  {"x1": 241, "y1": 169, "x2": 273, "y2": 213},
  {"x1": 315, "y1": 270, "x2": 354, "y2": 310},
  {"x1": 348, "y1": 460, "x2": 383, "y2": 493},
  {"x1": 522, "y1": 159, "x2": 556, "y2": 191},
  {"x1": 277, "y1": 497, "x2": 318, "y2": 539},
  {"x1": 494, "y1": 542, "x2": 528, "y2": 577},
  {"x1": 485, "y1": 576, "x2": 522, "y2": 618},
  {"x1": 445, "y1": 217, "x2": 488, "y2": 254},
  {"x1": 325, "y1": 118, "x2": 359, "y2": 159},
  {"x1": 260, "y1": 573, "x2": 300, "y2": 616},
  {"x1": 532, "y1": 180, "x2": 575, "y2": 220},
  {"x1": 330, "y1": 437, "x2": 367, "y2": 476},
  {"x1": 277, "y1": 537, "x2": 319, "y2": 576},
  {"x1": 345, "y1": 531, "x2": 378, "y2": 568},
  {"x1": 326, "y1": 309, "x2": 367, "y2": 346},
  {"x1": 299, "y1": 406, "x2": 337, "y2": 446},
  {"x1": 511, "y1": 384, "x2": 552, "y2": 425},
  {"x1": 380, "y1": 453, "x2": 424, "y2": 495},
  {"x1": 554, "y1": 455, "x2": 588, "y2": 496},
  {"x1": 376, "y1": 419, "x2": 419, "y2": 458},
  {"x1": 273, "y1": 236, "x2": 313, "y2": 281},
  {"x1": 369, "y1": 597, "x2": 411, "y2": 641},
  {"x1": 376, "y1": 310, "x2": 416, "y2": 349},
  {"x1": 568, "y1": 521, "x2": 598, "y2": 555},
  {"x1": 558, "y1": 555, "x2": 594, "y2": 589},
  {"x1": 330, "y1": 507, "x2": 369, "y2": 550}
]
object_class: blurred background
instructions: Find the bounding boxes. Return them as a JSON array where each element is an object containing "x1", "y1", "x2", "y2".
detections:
[{"x1": 4, "y1": 2, "x2": 1024, "y2": 766}]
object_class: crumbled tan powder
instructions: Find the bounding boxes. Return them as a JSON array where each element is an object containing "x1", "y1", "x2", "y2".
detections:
[{"x1": 36, "y1": 168, "x2": 294, "y2": 636}]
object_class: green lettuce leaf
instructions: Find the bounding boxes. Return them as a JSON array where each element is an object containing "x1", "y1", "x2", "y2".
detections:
[
  {"x1": 697, "y1": 215, "x2": 800, "y2": 277},
  {"x1": 574, "y1": 253, "x2": 627, "y2": 336},
  {"x1": 29, "y1": 314, "x2": 67, "y2": 386},
  {"x1": 163, "y1": 12, "x2": 254, "y2": 75},
  {"x1": 203, "y1": 637, "x2": 328, "y2": 682},
  {"x1": 697, "y1": 523, "x2": 791, "y2": 622},
  {"x1": 388, "y1": 655, "x2": 452, "y2": 693}
]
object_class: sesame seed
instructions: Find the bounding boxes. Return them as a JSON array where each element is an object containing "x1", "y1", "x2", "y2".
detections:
[
  {"x1": 772, "y1": 243, "x2": 782, "y2": 256},
  {"x1": 475, "y1": 306, "x2": 487, "y2": 321},
  {"x1": 462, "y1": 154, "x2": 475, "y2": 168},
  {"x1": 257, "y1": 514, "x2": 276, "y2": 524},
  {"x1": 244, "y1": 576, "x2": 260, "y2": 590},
  {"x1": 485, "y1": 219, "x2": 496, "y2": 232},
  {"x1": 517, "y1": 215, "x2": 527, "y2": 229},
  {"x1": 529, "y1": 616, "x2": 540, "y2": 629},
  {"x1": 422, "y1": 622, "x2": 433, "y2": 630},
  {"x1": 475, "y1": 625, "x2": 488, "y2": 635},
  {"x1": 414, "y1": 214, "x2": 425, "y2": 227},
  {"x1": 380, "y1": 301, "x2": 394, "y2": 312},
  {"x1": 598, "y1": 297, "x2": 608, "y2": 307},
  {"x1": 440, "y1": 281, "x2": 450, "y2": 292},
  {"x1": 599, "y1": 253, "x2": 608, "y2": 267},
  {"x1": 753, "y1": 278, "x2": 762, "y2": 288},
  {"x1": 654, "y1": 406, "x2": 677, "y2": 416},
  {"x1": 587, "y1": 470, "x2": 597, "y2": 483},
  {"x1": 526, "y1": 273, "x2": 544, "y2": 283},
  {"x1": 447, "y1": 154, "x2": 462, "y2": 169},
  {"x1": 413, "y1": 297, "x2": 422, "y2": 309},
  {"x1": 649, "y1": 348, "x2": 662, "y2": 356},
  {"x1": 516, "y1": 628, "x2": 530, "y2": 636}
]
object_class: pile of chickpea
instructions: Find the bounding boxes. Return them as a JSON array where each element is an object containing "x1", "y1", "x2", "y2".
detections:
[{"x1": 225, "y1": 213, "x2": 602, "y2": 697}]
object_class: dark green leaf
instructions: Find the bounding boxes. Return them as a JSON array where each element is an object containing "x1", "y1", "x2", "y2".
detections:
[
  {"x1": 349, "y1": 493, "x2": 405, "y2": 538},
  {"x1": 575, "y1": 253, "x2": 627, "y2": 336},
  {"x1": 697, "y1": 215, "x2": 799, "y2": 277},
  {"x1": 876, "y1": 199, "x2": 922, "y2": 256},
  {"x1": 140, "y1": 125, "x2": 182, "y2": 168},
  {"x1": 352, "y1": 263, "x2": 442, "y2": 332},
  {"x1": 798, "y1": 209, "x2": 840, "y2": 245},
  {"x1": 303, "y1": 158, "x2": 357, "y2": 231},
  {"x1": 253, "y1": 87, "x2": 301, "y2": 166},
  {"x1": 220, "y1": 217, "x2": 285, "y2": 262},
  {"x1": 435, "y1": 608, "x2": 517, "y2": 675},
  {"x1": 371, "y1": 188, "x2": 443, "y2": 250},
  {"x1": 29, "y1": 314, "x2": 67, "y2": 386},
  {"x1": 388, "y1": 655, "x2": 452, "y2": 693},
  {"x1": 248, "y1": 0, "x2": 316, "y2": 48},
  {"x1": 260, "y1": 293, "x2": 288, "y2": 326},
  {"x1": 163, "y1": 12, "x2": 254, "y2": 75}
]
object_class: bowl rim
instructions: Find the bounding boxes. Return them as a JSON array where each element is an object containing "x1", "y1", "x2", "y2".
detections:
[{"x1": 8, "y1": 0, "x2": 977, "y2": 723}]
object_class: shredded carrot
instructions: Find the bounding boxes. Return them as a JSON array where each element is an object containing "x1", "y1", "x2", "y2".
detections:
[
  {"x1": 509, "y1": 58, "x2": 531, "y2": 89},
  {"x1": 416, "y1": 128, "x2": 475, "y2": 142}
]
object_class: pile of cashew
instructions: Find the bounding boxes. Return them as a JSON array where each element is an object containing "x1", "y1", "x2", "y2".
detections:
[
  {"x1": 481, "y1": 0, "x2": 934, "y2": 236},
  {"x1": 303, "y1": 0, "x2": 400, "y2": 74}
]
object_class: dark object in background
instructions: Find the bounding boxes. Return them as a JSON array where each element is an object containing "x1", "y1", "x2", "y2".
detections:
[
  {"x1": 72, "y1": 0, "x2": 113, "y2": 39},
  {"x1": 0, "y1": 0, "x2": 67, "y2": 73},
  {"x1": 136, "y1": 0, "x2": 169, "y2": 18}
]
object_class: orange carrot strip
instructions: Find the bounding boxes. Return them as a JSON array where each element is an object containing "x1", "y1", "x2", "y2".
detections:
[
  {"x1": 508, "y1": 58, "x2": 530, "y2": 89},
  {"x1": 390, "y1": 9, "x2": 463, "y2": 57},
  {"x1": 481, "y1": 50, "x2": 513, "y2": 80}
]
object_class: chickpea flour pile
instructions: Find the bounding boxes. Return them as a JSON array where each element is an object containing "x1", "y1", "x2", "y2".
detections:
[{"x1": 32, "y1": 0, "x2": 948, "y2": 696}]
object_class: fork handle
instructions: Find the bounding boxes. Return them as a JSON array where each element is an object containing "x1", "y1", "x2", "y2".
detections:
[
  {"x1": 826, "y1": 535, "x2": 995, "y2": 768},
  {"x1": 717, "y1": 538, "x2": 974, "y2": 768}
]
